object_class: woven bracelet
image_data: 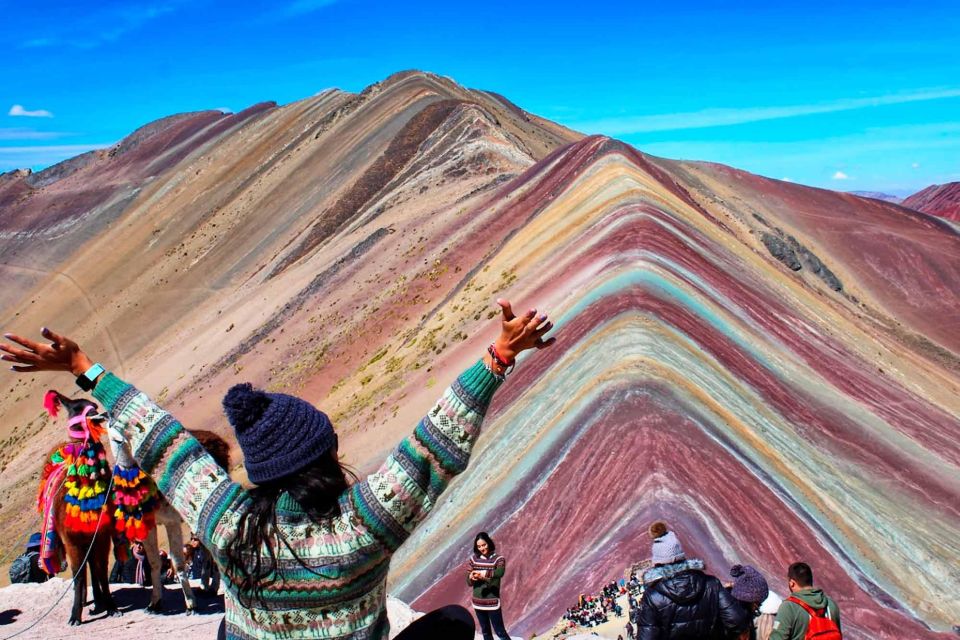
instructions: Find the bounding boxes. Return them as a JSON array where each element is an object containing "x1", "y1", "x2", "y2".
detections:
[{"x1": 487, "y1": 343, "x2": 515, "y2": 374}]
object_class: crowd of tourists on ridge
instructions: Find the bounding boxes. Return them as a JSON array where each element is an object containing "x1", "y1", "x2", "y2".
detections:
[{"x1": 1, "y1": 303, "x2": 843, "y2": 640}]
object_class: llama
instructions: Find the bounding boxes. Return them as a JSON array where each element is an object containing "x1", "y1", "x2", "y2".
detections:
[
  {"x1": 38, "y1": 391, "x2": 120, "y2": 625},
  {"x1": 106, "y1": 425, "x2": 230, "y2": 613}
]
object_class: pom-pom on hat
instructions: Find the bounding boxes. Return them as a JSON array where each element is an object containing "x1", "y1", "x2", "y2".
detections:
[
  {"x1": 223, "y1": 383, "x2": 336, "y2": 485},
  {"x1": 651, "y1": 530, "x2": 686, "y2": 565},
  {"x1": 648, "y1": 521, "x2": 669, "y2": 539},
  {"x1": 730, "y1": 564, "x2": 769, "y2": 604}
]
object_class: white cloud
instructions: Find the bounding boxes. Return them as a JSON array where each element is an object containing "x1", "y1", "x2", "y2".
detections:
[
  {"x1": 9, "y1": 105, "x2": 54, "y2": 118},
  {"x1": 782, "y1": 177, "x2": 794, "y2": 182},
  {"x1": 912, "y1": 162, "x2": 921, "y2": 169},
  {"x1": 567, "y1": 88, "x2": 960, "y2": 135},
  {"x1": 832, "y1": 171, "x2": 850, "y2": 180}
]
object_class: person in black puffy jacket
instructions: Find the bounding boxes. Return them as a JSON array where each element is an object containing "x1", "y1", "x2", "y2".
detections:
[{"x1": 638, "y1": 522, "x2": 749, "y2": 640}]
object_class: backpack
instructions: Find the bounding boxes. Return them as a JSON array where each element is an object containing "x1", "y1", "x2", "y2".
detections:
[
  {"x1": 8, "y1": 552, "x2": 47, "y2": 584},
  {"x1": 787, "y1": 596, "x2": 842, "y2": 640}
]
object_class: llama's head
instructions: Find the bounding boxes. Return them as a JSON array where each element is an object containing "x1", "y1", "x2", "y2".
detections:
[
  {"x1": 43, "y1": 390, "x2": 107, "y2": 444},
  {"x1": 106, "y1": 424, "x2": 136, "y2": 468}
]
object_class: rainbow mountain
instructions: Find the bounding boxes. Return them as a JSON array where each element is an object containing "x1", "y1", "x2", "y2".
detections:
[{"x1": 1, "y1": 71, "x2": 957, "y2": 639}]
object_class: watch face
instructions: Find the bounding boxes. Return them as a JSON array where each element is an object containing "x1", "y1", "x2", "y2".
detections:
[{"x1": 76, "y1": 374, "x2": 94, "y2": 391}]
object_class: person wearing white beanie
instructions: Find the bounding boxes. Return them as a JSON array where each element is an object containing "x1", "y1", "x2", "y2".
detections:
[
  {"x1": 638, "y1": 521, "x2": 749, "y2": 639},
  {"x1": 651, "y1": 530, "x2": 686, "y2": 566}
]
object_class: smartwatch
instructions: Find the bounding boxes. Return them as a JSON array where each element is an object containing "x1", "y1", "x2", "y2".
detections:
[{"x1": 76, "y1": 363, "x2": 105, "y2": 392}]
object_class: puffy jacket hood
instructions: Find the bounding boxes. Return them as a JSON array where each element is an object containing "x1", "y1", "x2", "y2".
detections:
[
  {"x1": 660, "y1": 570, "x2": 706, "y2": 605},
  {"x1": 792, "y1": 587, "x2": 829, "y2": 610}
]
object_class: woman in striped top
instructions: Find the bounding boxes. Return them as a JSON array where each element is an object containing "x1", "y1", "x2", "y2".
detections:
[{"x1": 467, "y1": 531, "x2": 512, "y2": 640}]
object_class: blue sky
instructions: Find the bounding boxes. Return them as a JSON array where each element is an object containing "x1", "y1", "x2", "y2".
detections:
[{"x1": 3, "y1": 0, "x2": 958, "y2": 194}]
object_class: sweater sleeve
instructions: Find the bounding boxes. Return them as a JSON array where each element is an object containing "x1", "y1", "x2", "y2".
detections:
[
  {"x1": 348, "y1": 359, "x2": 502, "y2": 553},
  {"x1": 92, "y1": 373, "x2": 247, "y2": 561},
  {"x1": 491, "y1": 556, "x2": 506, "y2": 579},
  {"x1": 466, "y1": 557, "x2": 477, "y2": 586}
]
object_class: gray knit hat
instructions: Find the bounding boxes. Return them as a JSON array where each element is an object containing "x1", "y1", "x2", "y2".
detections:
[{"x1": 651, "y1": 530, "x2": 685, "y2": 565}]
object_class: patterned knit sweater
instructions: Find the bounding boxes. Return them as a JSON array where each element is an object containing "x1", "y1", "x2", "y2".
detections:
[
  {"x1": 466, "y1": 553, "x2": 506, "y2": 610},
  {"x1": 93, "y1": 360, "x2": 502, "y2": 640}
]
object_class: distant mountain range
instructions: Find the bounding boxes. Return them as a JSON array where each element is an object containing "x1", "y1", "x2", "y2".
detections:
[
  {"x1": 847, "y1": 190, "x2": 902, "y2": 203},
  {"x1": 1, "y1": 72, "x2": 957, "y2": 639}
]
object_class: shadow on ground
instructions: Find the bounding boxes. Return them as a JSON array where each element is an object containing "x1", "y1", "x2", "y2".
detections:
[
  {"x1": 0, "y1": 608, "x2": 23, "y2": 625},
  {"x1": 102, "y1": 585, "x2": 224, "y2": 619}
]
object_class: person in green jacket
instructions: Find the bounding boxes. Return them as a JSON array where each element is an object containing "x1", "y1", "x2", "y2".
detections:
[{"x1": 768, "y1": 562, "x2": 841, "y2": 640}]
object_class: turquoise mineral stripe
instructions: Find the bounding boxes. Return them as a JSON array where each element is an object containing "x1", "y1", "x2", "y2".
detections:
[
  {"x1": 91, "y1": 372, "x2": 131, "y2": 410},
  {"x1": 559, "y1": 269, "x2": 776, "y2": 371}
]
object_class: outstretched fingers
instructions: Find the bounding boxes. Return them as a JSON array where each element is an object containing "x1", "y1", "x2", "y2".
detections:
[
  {"x1": 41, "y1": 327, "x2": 68, "y2": 347},
  {"x1": 497, "y1": 299, "x2": 516, "y2": 322},
  {"x1": 2, "y1": 332, "x2": 42, "y2": 353},
  {"x1": 0, "y1": 341, "x2": 40, "y2": 364}
]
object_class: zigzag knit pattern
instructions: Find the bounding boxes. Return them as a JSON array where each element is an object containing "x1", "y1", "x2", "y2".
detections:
[{"x1": 94, "y1": 360, "x2": 501, "y2": 640}]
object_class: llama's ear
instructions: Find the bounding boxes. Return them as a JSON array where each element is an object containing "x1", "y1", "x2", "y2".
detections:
[{"x1": 43, "y1": 390, "x2": 61, "y2": 418}]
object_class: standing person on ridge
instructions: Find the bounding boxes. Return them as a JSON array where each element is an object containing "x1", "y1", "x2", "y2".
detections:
[
  {"x1": 1, "y1": 298, "x2": 555, "y2": 640},
  {"x1": 768, "y1": 562, "x2": 841, "y2": 640},
  {"x1": 726, "y1": 564, "x2": 773, "y2": 640},
  {"x1": 637, "y1": 521, "x2": 749, "y2": 640},
  {"x1": 467, "y1": 531, "x2": 512, "y2": 640}
]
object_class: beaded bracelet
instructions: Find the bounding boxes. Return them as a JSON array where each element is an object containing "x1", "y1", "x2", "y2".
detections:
[
  {"x1": 482, "y1": 360, "x2": 506, "y2": 381},
  {"x1": 487, "y1": 343, "x2": 515, "y2": 374}
]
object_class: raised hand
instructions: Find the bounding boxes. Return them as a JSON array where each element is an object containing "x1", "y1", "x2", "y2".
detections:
[
  {"x1": 492, "y1": 298, "x2": 556, "y2": 363},
  {"x1": 1, "y1": 327, "x2": 93, "y2": 376}
]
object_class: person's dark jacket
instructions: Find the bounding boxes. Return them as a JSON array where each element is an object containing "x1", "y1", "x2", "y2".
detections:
[{"x1": 638, "y1": 567, "x2": 749, "y2": 640}]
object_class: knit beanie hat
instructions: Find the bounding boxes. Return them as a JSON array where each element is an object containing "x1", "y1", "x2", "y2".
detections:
[
  {"x1": 730, "y1": 564, "x2": 769, "y2": 604},
  {"x1": 222, "y1": 383, "x2": 336, "y2": 484},
  {"x1": 651, "y1": 530, "x2": 686, "y2": 565}
]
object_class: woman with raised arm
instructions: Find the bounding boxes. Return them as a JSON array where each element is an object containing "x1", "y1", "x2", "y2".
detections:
[{"x1": 2, "y1": 299, "x2": 554, "y2": 640}]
